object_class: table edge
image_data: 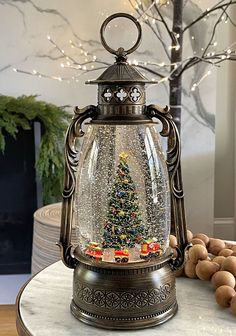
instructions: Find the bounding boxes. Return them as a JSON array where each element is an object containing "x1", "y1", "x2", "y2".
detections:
[
  {"x1": 16, "y1": 277, "x2": 34, "y2": 336},
  {"x1": 15, "y1": 262, "x2": 62, "y2": 336}
]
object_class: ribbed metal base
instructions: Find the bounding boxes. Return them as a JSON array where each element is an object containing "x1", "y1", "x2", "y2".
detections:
[{"x1": 71, "y1": 252, "x2": 178, "y2": 330}]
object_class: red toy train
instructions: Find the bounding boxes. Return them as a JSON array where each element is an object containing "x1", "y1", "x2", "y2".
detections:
[
  {"x1": 114, "y1": 249, "x2": 129, "y2": 263},
  {"x1": 84, "y1": 242, "x2": 103, "y2": 260},
  {"x1": 84, "y1": 239, "x2": 161, "y2": 262},
  {"x1": 140, "y1": 240, "x2": 160, "y2": 259}
]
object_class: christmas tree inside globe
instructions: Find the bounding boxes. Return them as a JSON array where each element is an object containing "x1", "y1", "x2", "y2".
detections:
[
  {"x1": 83, "y1": 151, "x2": 163, "y2": 263},
  {"x1": 103, "y1": 152, "x2": 144, "y2": 249},
  {"x1": 106, "y1": 151, "x2": 160, "y2": 259}
]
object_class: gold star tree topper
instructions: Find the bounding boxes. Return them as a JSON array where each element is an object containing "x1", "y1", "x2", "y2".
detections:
[{"x1": 119, "y1": 151, "x2": 129, "y2": 160}]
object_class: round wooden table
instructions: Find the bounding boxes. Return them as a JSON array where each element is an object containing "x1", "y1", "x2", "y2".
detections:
[{"x1": 16, "y1": 261, "x2": 235, "y2": 336}]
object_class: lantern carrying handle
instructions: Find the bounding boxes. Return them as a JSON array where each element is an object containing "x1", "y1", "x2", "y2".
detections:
[
  {"x1": 58, "y1": 105, "x2": 98, "y2": 269},
  {"x1": 100, "y1": 13, "x2": 142, "y2": 57}
]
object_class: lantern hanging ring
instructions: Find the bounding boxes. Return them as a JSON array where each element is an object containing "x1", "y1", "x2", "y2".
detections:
[{"x1": 100, "y1": 13, "x2": 142, "y2": 56}]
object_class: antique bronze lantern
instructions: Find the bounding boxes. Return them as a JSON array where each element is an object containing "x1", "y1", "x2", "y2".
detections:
[{"x1": 58, "y1": 13, "x2": 189, "y2": 330}]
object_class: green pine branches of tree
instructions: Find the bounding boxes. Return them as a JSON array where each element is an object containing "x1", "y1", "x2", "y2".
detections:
[
  {"x1": 0, "y1": 94, "x2": 71, "y2": 204},
  {"x1": 102, "y1": 152, "x2": 145, "y2": 250}
]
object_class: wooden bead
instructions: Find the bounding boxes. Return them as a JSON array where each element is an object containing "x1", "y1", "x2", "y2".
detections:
[
  {"x1": 193, "y1": 233, "x2": 209, "y2": 246},
  {"x1": 184, "y1": 260, "x2": 197, "y2": 279},
  {"x1": 212, "y1": 256, "x2": 226, "y2": 267},
  {"x1": 231, "y1": 246, "x2": 236, "y2": 253},
  {"x1": 172, "y1": 248, "x2": 178, "y2": 258},
  {"x1": 195, "y1": 260, "x2": 219, "y2": 281},
  {"x1": 215, "y1": 285, "x2": 236, "y2": 307},
  {"x1": 188, "y1": 244, "x2": 208, "y2": 264},
  {"x1": 225, "y1": 242, "x2": 233, "y2": 249},
  {"x1": 187, "y1": 229, "x2": 193, "y2": 242},
  {"x1": 230, "y1": 295, "x2": 236, "y2": 315},
  {"x1": 218, "y1": 249, "x2": 233, "y2": 257},
  {"x1": 191, "y1": 238, "x2": 205, "y2": 247},
  {"x1": 221, "y1": 256, "x2": 236, "y2": 276},
  {"x1": 211, "y1": 271, "x2": 236, "y2": 289},
  {"x1": 169, "y1": 234, "x2": 177, "y2": 248},
  {"x1": 208, "y1": 238, "x2": 225, "y2": 255}
]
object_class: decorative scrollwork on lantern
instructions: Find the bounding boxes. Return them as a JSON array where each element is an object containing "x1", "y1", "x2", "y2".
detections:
[
  {"x1": 146, "y1": 105, "x2": 189, "y2": 270},
  {"x1": 74, "y1": 282, "x2": 171, "y2": 309},
  {"x1": 58, "y1": 105, "x2": 98, "y2": 268}
]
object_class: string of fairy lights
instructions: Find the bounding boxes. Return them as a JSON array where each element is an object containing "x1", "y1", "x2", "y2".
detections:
[{"x1": 12, "y1": 0, "x2": 236, "y2": 91}]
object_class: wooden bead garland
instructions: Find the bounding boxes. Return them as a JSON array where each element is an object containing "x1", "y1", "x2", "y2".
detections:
[{"x1": 171, "y1": 230, "x2": 236, "y2": 317}]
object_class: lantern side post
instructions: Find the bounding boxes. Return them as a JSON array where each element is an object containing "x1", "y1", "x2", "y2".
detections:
[
  {"x1": 146, "y1": 104, "x2": 190, "y2": 270},
  {"x1": 57, "y1": 105, "x2": 98, "y2": 269}
]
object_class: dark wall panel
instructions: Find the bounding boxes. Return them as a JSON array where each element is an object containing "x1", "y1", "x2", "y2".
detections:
[{"x1": 0, "y1": 127, "x2": 37, "y2": 274}]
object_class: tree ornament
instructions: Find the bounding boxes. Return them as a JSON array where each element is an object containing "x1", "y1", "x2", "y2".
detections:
[
  {"x1": 118, "y1": 169, "x2": 125, "y2": 177},
  {"x1": 118, "y1": 210, "x2": 125, "y2": 216},
  {"x1": 119, "y1": 151, "x2": 129, "y2": 161},
  {"x1": 131, "y1": 212, "x2": 137, "y2": 219}
]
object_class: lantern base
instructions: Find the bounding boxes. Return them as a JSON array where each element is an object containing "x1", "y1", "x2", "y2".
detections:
[{"x1": 71, "y1": 252, "x2": 178, "y2": 330}]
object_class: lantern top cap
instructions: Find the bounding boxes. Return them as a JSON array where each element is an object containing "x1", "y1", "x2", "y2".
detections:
[{"x1": 86, "y1": 13, "x2": 157, "y2": 85}]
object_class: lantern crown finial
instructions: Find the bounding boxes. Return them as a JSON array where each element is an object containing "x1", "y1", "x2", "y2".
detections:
[
  {"x1": 86, "y1": 13, "x2": 157, "y2": 123},
  {"x1": 86, "y1": 13, "x2": 157, "y2": 85}
]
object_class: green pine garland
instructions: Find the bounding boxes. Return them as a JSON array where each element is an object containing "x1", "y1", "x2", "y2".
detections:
[{"x1": 0, "y1": 94, "x2": 71, "y2": 204}]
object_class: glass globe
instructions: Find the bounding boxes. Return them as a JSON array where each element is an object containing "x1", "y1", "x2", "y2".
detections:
[{"x1": 74, "y1": 123, "x2": 170, "y2": 263}]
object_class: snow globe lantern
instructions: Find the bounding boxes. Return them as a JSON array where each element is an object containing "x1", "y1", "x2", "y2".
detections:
[{"x1": 59, "y1": 13, "x2": 189, "y2": 330}]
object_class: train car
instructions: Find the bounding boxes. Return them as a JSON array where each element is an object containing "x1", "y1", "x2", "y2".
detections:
[
  {"x1": 140, "y1": 240, "x2": 160, "y2": 259},
  {"x1": 84, "y1": 242, "x2": 103, "y2": 260},
  {"x1": 114, "y1": 249, "x2": 129, "y2": 263}
]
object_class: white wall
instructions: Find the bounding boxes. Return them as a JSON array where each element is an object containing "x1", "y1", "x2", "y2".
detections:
[{"x1": 214, "y1": 6, "x2": 236, "y2": 240}]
